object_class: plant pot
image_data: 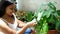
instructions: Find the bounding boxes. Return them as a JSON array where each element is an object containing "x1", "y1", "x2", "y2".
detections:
[{"x1": 47, "y1": 30, "x2": 57, "y2": 34}]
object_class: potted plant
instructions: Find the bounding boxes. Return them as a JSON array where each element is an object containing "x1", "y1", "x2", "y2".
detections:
[
  {"x1": 33, "y1": 1, "x2": 59, "y2": 34},
  {"x1": 16, "y1": 1, "x2": 60, "y2": 34},
  {"x1": 41, "y1": 2, "x2": 58, "y2": 34}
]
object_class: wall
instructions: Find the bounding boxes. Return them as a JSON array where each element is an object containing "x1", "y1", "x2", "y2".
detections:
[
  {"x1": 16, "y1": 0, "x2": 60, "y2": 12},
  {"x1": 16, "y1": 0, "x2": 22, "y2": 11}
]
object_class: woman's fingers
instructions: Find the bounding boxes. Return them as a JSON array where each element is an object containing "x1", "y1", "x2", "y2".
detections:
[{"x1": 26, "y1": 22, "x2": 37, "y2": 27}]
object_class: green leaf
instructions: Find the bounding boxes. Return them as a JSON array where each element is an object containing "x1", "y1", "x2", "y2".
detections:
[
  {"x1": 56, "y1": 20, "x2": 60, "y2": 31},
  {"x1": 53, "y1": 12, "x2": 59, "y2": 18},
  {"x1": 48, "y1": 2, "x2": 56, "y2": 10},
  {"x1": 25, "y1": 12, "x2": 33, "y2": 22}
]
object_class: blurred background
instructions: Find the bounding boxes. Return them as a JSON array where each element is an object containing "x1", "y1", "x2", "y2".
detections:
[
  {"x1": 0, "y1": 0, "x2": 60, "y2": 34},
  {"x1": 0, "y1": 0, "x2": 60, "y2": 11}
]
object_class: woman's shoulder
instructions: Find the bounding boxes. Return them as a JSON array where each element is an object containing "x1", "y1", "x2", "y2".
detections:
[
  {"x1": 0, "y1": 18, "x2": 6, "y2": 26},
  {"x1": 0, "y1": 18, "x2": 4, "y2": 23}
]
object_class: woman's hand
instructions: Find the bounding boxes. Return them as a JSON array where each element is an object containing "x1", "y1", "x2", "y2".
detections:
[
  {"x1": 18, "y1": 23, "x2": 26, "y2": 28},
  {"x1": 26, "y1": 21, "x2": 37, "y2": 28}
]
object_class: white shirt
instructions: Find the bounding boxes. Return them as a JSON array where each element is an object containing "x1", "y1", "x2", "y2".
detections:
[{"x1": 0, "y1": 13, "x2": 18, "y2": 34}]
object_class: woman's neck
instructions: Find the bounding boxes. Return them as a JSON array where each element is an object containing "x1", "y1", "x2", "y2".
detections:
[
  {"x1": 2, "y1": 14, "x2": 11, "y2": 19},
  {"x1": 1, "y1": 14, "x2": 15, "y2": 24}
]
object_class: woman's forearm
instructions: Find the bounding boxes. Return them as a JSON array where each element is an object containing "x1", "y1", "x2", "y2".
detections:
[
  {"x1": 17, "y1": 19, "x2": 26, "y2": 28},
  {"x1": 17, "y1": 25, "x2": 28, "y2": 34}
]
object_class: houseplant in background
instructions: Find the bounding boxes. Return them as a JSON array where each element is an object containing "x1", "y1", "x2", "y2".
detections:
[
  {"x1": 23, "y1": 2, "x2": 58, "y2": 34},
  {"x1": 33, "y1": 1, "x2": 59, "y2": 34},
  {"x1": 16, "y1": 1, "x2": 60, "y2": 34}
]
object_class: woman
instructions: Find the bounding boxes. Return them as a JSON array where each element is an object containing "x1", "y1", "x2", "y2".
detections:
[{"x1": 0, "y1": 1, "x2": 37, "y2": 34}]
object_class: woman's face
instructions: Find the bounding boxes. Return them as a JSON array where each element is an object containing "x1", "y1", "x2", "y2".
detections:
[{"x1": 5, "y1": 4, "x2": 15, "y2": 16}]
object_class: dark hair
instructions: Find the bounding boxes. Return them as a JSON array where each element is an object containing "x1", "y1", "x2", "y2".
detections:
[{"x1": 0, "y1": 1, "x2": 13, "y2": 17}]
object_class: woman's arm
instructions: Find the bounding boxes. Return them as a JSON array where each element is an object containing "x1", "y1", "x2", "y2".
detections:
[
  {"x1": 13, "y1": 13, "x2": 25, "y2": 28},
  {"x1": 16, "y1": 18, "x2": 37, "y2": 34},
  {"x1": 0, "y1": 21, "x2": 30, "y2": 34},
  {"x1": 0, "y1": 20, "x2": 16, "y2": 34},
  {"x1": 0, "y1": 19, "x2": 36, "y2": 34},
  {"x1": 16, "y1": 18, "x2": 26, "y2": 28}
]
